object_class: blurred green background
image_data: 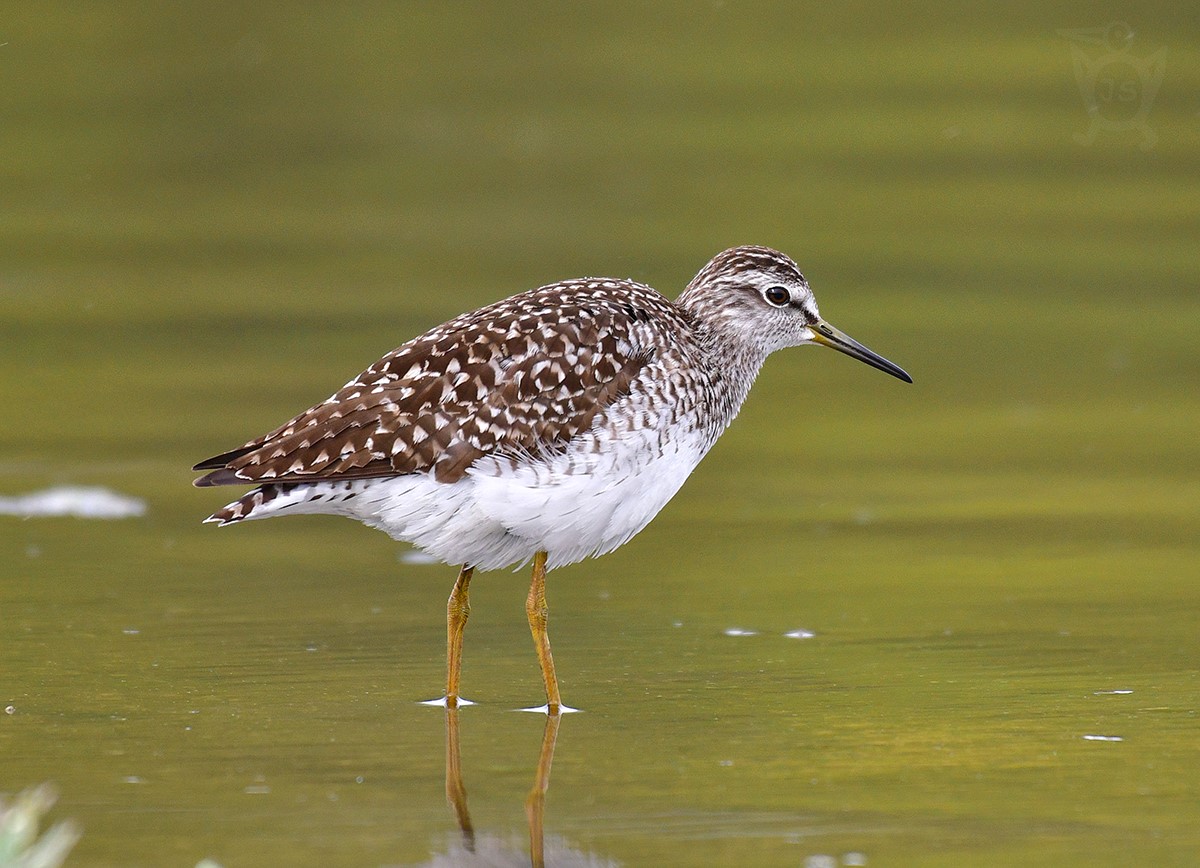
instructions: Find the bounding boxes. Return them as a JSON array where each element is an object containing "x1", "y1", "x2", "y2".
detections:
[{"x1": 2, "y1": 3, "x2": 1198, "y2": 866}]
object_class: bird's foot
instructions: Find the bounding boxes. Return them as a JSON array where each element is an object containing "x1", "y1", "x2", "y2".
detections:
[
  {"x1": 517, "y1": 703, "x2": 581, "y2": 715},
  {"x1": 420, "y1": 696, "x2": 477, "y2": 708}
]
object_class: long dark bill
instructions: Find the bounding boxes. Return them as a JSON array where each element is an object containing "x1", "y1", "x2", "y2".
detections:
[{"x1": 810, "y1": 320, "x2": 913, "y2": 384}]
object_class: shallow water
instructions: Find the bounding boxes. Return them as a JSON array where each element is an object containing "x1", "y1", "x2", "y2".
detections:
[{"x1": 3, "y1": 4, "x2": 1200, "y2": 866}]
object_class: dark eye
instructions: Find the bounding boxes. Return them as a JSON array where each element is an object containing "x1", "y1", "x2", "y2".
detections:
[{"x1": 764, "y1": 285, "x2": 790, "y2": 307}]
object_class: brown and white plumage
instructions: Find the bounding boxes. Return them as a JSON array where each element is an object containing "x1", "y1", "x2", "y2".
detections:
[
  {"x1": 193, "y1": 246, "x2": 910, "y2": 708},
  {"x1": 194, "y1": 279, "x2": 679, "y2": 496}
]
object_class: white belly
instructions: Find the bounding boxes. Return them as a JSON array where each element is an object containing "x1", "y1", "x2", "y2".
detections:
[{"x1": 341, "y1": 426, "x2": 708, "y2": 570}]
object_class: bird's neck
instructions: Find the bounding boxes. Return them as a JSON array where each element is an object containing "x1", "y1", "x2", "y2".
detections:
[{"x1": 684, "y1": 312, "x2": 772, "y2": 440}]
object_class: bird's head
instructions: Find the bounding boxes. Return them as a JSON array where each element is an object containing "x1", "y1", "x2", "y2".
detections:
[{"x1": 680, "y1": 245, "x2": 912, "y2": 383}]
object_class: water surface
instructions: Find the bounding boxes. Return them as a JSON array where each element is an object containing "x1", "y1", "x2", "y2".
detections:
[{"x1": 2, "y1": 3, "x2": 1199, "y2": 866}]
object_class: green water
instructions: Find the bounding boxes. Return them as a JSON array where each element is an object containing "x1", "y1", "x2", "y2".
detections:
[{"x1": 3, "y1": 4, "x2": 1199, "y2": 866}]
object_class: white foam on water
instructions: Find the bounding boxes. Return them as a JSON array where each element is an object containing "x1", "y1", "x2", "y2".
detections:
[
  {"x1": 399, "y1": 549, "x2": 440, "y2": 565},
  {"x1": 0, "y1": 486, "x2": 146, "y2": 519}
]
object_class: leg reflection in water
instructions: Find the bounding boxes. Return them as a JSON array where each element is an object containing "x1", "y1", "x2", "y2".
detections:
[
  {"x1": 524, "y1": 713, "x2": 560, "y2": 868},
  {"x1": 444, "y1": 707, "x2": 475, "y2": 853},
  {"x1": 440, "y1": 711, "x2": 610, "y2": 868}
]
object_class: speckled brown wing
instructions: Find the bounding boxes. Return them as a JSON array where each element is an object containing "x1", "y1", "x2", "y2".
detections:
[{"x1": 192, "y1": 281, "x2": 677, "y2": 488}]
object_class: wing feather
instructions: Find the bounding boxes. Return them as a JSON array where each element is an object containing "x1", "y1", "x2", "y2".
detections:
[{"x1": 192, "y1": 280, "x2": 678, "y2": 488}]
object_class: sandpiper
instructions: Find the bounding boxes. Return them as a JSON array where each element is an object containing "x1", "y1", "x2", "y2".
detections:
[{"x1": 193, "y1": 246, "x2": 911, "y2": 713}]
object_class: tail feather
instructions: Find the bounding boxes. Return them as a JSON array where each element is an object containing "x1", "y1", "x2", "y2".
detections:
[
  {"x1": 205, "y1": 485, "x2": 284, "y2": 525},
  {"x1": 192, "y1": 444, "x2": 260, "y2": 473},
  {"x1": 202, "y1": 480, "x2": 371, "y2": 525}
]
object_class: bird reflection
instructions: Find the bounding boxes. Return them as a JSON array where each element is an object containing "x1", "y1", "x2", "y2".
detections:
[
  {"x1": 522, "y1": 712, "x2": 558, "y2": 868},
  {"x1": 444, "y1": 707, "x2": 475, "y2": 852},
  {"x1": 431, "y1": 710, "x2": 616, "y2": 868}
]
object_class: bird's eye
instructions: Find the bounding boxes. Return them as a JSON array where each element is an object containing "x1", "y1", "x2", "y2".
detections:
[{"x1": 764, "y1": 285, "x2": 790, "y2": 307}]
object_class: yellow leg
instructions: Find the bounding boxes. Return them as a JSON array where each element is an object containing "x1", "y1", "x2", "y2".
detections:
[
  {"x1": 446, "y1": 564, "x2": 473, "y2": 707},
  {"x1": 525, "y1": 550, "x2": 562, "y2": 713}
]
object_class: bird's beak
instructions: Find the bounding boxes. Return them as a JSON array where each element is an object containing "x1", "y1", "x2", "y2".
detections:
[{"x1": 809, "y1": 320, "x2": 913, "y2": 383}]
